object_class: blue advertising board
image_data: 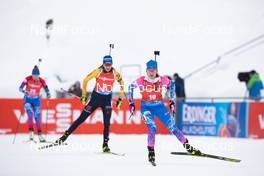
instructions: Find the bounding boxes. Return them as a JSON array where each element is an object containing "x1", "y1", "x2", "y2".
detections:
[{"x1": 177, "y1": 102, "x2": 246, "y2": 137}]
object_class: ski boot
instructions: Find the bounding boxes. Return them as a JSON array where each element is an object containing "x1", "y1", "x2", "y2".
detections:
[
  {"x1": 148, "y1": 146, "x2": 155, "y2": 162},
  {"x1": 183, "y1": 139, "x2": 201, "y2": 155},
  {"x1": 38, "y1": 131, "x2": 46, "y2": 143},
  {"x1": 148, "y1": 146, "x2": 156, "y2": 166},
  {"x1": 102, "y1": 138, "x2": 110, "y2": 153},
  {"x1": 29, "y1": 128, "x2": 34, "y2": 141},
  {"x1": 55, "y1": 131, "x2": 69, "y2": 144}
]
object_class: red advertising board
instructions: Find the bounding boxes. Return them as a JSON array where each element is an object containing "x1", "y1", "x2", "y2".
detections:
[
  {"x1": 248, "y1": 102, "x2": 264, "y2": 138},
  {"x1": 0, "y1": 99, "x2": 170, "y2": 135}
]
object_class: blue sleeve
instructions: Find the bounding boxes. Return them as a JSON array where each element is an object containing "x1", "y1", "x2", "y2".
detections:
[
  {"x1": 19, "y1": 83, "x2": 25, "y2": 93},
  {"x1": 168, "y1": 80, "x2": 176, "y2": 101},
  {"x1": 44, "y1": 87, "x2": 50, "y2": 94}
]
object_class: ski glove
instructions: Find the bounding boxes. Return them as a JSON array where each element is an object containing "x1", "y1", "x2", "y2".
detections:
[
  {"x1": 22, "y1": 90, "x2": 29, "y2": 96},
  {"x1": 80, "y1": 95, "x2": 87, "y2": 105},
  {"x1": 116, "y1": 98, "x2": 123, "y2": 109},
  {"x1": 47, "y1": 92, "x2": 51, "y2": 99},
  {"x1": 129, "y1": 102, "x2": 135, "y2": 114},
  {"x1": 169, "y1": 100, "x2": 176, "y2": 112}
]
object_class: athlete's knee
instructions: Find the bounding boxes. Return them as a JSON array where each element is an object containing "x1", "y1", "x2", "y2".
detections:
[
  {"x1": 165, "y1": 117, "x2": 177, "y2": 133},
  {"x1": 34, "y1": 107, "x2": 41, "y2": 118},
  {"x1": 103, "y1": 105, "x2": 112, "y2": 121},
  {"x1": 104, "y1": 105, "x2": 112, "y2": 115},
  {"x1": 148, "y1": 124, "x2": 156, "y2": 133},
  {"x1": 142, "y1": 111, "x2": 154, "y2": 123},
  {"x1": 24, "y1": 103, "x2": 32, "y2": 111},
  {"x1": 83, "y1": 105, "x2": 93, "y2": 113},
  {"x1": 72, "y1": 109, "x2": 90, "y2": 126},
  {"x1": 78, "y1": 110, "x2": 90, "y2": 122}
]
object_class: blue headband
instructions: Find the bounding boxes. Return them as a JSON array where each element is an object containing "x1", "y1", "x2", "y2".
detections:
[{"x1": 103, "y1": 55, "x2": 113, "y2": 63}]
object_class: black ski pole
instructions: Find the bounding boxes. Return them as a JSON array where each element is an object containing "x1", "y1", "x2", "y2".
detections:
[
  {"x1": 60, "y1": 88, "x2": 81, "y2": 99},
  {"x1": 109, "y1": 44, "x2": 114, "y2": 56},
  {"x1": 128, "y1": 112, "x2": 134, "y2": 120},
  {"x1": 45, "y1": 18, "x2": 53, "y2": 42},
  {"x1": 45, "y1": 99, "x2": 49, "y2": 139},
  {"x1": 154, "y1": 51, "x2": 160, "y2": 61},
  {"x1": 123, "y1": 92, "x2": 134, "y2": 120},
  {"x1": 38, "y1": 58, "x2": 42, "y2": 67}
]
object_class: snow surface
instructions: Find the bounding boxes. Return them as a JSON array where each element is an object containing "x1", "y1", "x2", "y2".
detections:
[{"x1": 1, "y1": 134, "x2": 263, "y2": 176}]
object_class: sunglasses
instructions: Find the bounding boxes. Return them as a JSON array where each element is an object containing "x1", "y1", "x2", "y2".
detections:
[
  {"x1": 104, "y1": 63, "x2": 112, "y2": 66},
  {"x1": 147, "y1": 68, "x2": 157, "y2": 72}
]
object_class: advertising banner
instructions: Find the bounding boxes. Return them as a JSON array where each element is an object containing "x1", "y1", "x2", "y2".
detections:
[
  {"x1": 177, "y1": 102, "x2": 246, "y2": 137},
  {"x1": 0, "y1": 99, "x2": 170, "y2": 134},
  {"x1": 248, "y1": 102, "x2": 264, "y2": 138}
]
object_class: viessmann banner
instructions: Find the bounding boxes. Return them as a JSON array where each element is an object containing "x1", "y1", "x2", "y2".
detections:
[
  {"x1": 248, "y1": 102, "x2": 264, "y2": 138},
  {"x1": 0, "y1": 99, "x2": 169, "y2": 135},
  {"x1": 177, "y1": 102, "x2": 247, "y2": 137}
]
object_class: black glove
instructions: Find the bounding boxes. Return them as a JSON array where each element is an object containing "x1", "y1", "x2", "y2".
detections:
[
  {"x1": 169, "y1": 100, "x2": 176, "y2": 111},
  {"x1": 80, "y1": 95, "x2": 87, "y2": 105}
]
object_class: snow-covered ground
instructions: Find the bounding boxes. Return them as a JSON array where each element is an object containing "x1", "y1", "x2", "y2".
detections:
[{"x1": 1, "y1": 134, "x2": 263, "y2": 176}]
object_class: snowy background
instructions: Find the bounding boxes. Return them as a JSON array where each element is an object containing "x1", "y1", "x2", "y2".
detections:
[{"x1": 0, "y1": 0, "x2": 264, "y2": 98}]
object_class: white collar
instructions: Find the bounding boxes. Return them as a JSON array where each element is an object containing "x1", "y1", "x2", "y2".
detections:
[{"x1": 145, "y1": 75, "x2": 160, "y2": 83}]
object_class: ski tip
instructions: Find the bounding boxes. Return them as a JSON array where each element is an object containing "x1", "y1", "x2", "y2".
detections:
[
  {"x1": 38, "y1": 142, "x2": 68, "y2": 150},
  {"x1": 149, "y1": 161, "x2": 157, "y2": 167},
  {"x1": 224, "y1": 158, "x2": 241, "y2": 163},
  {"x1": 170, "y1": 151, "x2": 241, "y2": 163},
  {"x1": 96, "y1": 151, "x2": 125, "y2": 156}
]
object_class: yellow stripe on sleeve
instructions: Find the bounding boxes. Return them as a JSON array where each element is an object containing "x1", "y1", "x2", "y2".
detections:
[
  {"x1": 113, "y1": 68, "x2": 124, "y2": 98},
  {"x1": 82, "y1": 67, "x2": 100, "y2": 96}
]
